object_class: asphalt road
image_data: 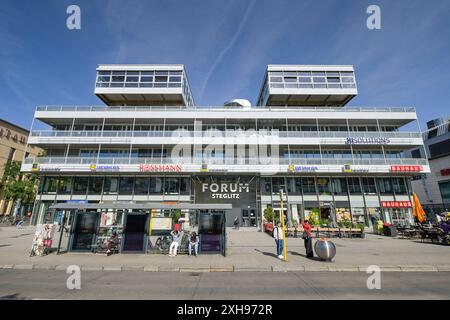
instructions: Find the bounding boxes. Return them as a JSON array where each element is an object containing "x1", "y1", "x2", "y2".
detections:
[{"x1": 0, "y1": 270, "x2": 449, "y2": 300}]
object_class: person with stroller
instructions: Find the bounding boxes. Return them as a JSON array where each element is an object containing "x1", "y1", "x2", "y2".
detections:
[{"x1": 188, "y1": 232, "x2": 199, "y2": 256}]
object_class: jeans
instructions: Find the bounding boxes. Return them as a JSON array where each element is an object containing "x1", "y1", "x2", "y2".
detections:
[
  {"x1": 169, "y1": 241, "x2": 179, "y2": 255},
  {"x1": 188, "y1": 242, "x2": 198, "y2": 255},
  {"x1": 275, "y1": 239, "x2": 284, "y2": 256}
]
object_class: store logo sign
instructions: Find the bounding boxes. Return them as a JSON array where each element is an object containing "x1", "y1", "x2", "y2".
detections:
[
  {"x1": 343, "y1": 164, "x2": 352, "y2": 173},
  {"x1": 346, "y1": 137, "x2": 390, "y2": 145},
  {"x1": 90, "y1": 164, "x2": 120, "y2": 172},
  {"x1": 288, "y1": 165, "x2": 319, "y2": 172},
  {"x1": 390, "y1": 165, "x2": 423, "y2": 172},
  {"x1": 343, "y1": 164, "x2": 369, "y2": 173},
  {"x1": 139, "y1": 164, "x2": 182, "y2": 172},
  {"x1": 200, "y1": 163, "x2": 208, "y2": 172},
  {"x1": 381, "y1": 201, "x2": 412, "y2": 208},
  {"x1": 202, "y1": 182, "x2": 249, "y2": 199},
  {"x1": 440, "y1": 168, "x2": 450, "y2": 176},
  {"x1": 31, "y1": 162, "x2": 40, "y2": 172}
]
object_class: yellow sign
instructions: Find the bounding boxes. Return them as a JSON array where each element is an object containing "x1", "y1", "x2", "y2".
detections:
[
  {"x1": 343, "y1": 164, "x2": 352, "y2": 173},
  {"x1": 288, "y1": 164, "x2": 294, "y2": 172},
  {"x1": 31, "y1": 162, "x2": 39, "y2": 172},
  {"x1": 200, "y1": 163, "x2": 208, "y2": 172},
  {"x1": 90, "y1": 164, "x2": 96, "y2": 171}
]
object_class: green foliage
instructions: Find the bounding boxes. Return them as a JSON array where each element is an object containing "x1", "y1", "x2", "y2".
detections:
[
  {"x1": 263, "y1": 207, "x2": 279, "y2": 225},
  {"x1": 356, "y1": 223, "x2": 366, "y2": 232},
  {"x1": 170, "y1": 209, "x2": 182, "y2": 223},
  {"x1": 292, "y1": 219, "x2": 299, "y2": 228},
  {"x1": 1, "y1": 160, "x2": 40, "y2": 203}
]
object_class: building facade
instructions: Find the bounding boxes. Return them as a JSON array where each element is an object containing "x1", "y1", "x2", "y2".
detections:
[
  {"x1": 21, "y1": 64, "x2": 430, "y2": 251},
  {"x1": 0, "y1": 119, "x2": 41, "y2": 216},
  {"x1": 405, "y1": 117, "x2": 450, "y2": 213}
]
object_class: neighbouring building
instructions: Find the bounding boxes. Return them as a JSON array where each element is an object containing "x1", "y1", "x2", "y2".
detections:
[
  {"x1": 21, "y1": 64, "x2": 430, "y2": 253},
  {"x1": 404, "y1": 117, "x2": 450, "y2": 214},
  {"x1": 0, "y1": 119, "x2": 41, "y2": 216}
]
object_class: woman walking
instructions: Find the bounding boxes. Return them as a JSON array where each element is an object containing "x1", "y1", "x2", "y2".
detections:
[{"x1": 302, "y1": 219, "x2": 314, "y2": 258}]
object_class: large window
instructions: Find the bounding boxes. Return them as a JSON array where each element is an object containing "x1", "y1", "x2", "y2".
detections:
[
  {"x1": 42, "y1": 177, "x2": 58, "y2": 193},
  {"x1": 150, "y1": 177, "x2": 163, "y2": 194},
  {"x1": 378, "y1": 178, "x2": 393, "y2": 195},
  {"x1": 261, "y1": 178, "x2": 271, "y2": 194},
  {"x1": 88, "y1": 177, "x2": 103, "y2": 194},
  {"x1": 164, "y1": 177, "x2": 179, "y2": 194},
  {"x1": 347, "y1": 178, "x2": 362, "y2": 194},
  {"x1": 317, "y1": 178, "x2": 331, "y2": 195},
  {"x1": 439, "y1": 181, "x2": 450, "y2": 204},
  {"x1": 180, "y1": 177, "x2": 191, "y2": 195},
  {"x1": 287, "y1": 178, "x2": 302, "y2": 195},
  {"x1": 429, "y1": 139, "x2": 450, "y2": 158},
  {"x1": 58, "y1": 177, "x2": 73, "y2": 194},
  {"x1": 271, "y1": 177, "x2": 285, "y2": 193},
  {"x1": 392, "y1": 177, "x2": 407, "y2": 195},
  {"x1": 331, "y1": 178, "x2": 348, "y2": 195},
  {"x1": 104, "y1": 177, "x2": 119, "y2": 194},
  {"x1": 119, "y1": 177, "x2": 134, "y2": 195},
  {"x1": 361, "y1": 178, "x2": 377, "y2": 194},
  {"x1": 302, "y1": 178, "x2": 316, "y2": 195},
  {"x1": 73, "y1": 177, "x2": 89, "y2": 195},
  {"x1": 134, "y1": 177, "x2": 150, "y2": 195}
]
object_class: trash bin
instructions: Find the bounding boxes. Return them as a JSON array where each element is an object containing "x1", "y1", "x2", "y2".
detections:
[{"x1": 383, "y1": 225, "x2": 397, "y2": 237}]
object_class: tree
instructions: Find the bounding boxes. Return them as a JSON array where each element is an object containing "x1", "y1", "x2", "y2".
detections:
[
  {"x1": 170, "y1": 209, "x2": 182, "y2": 224},
  {"x1": 263, "y1": 207, "x2": 279, "y2": 225},
  {"x1": 1, "y1": 160, "x2": 39, "y2": 205}
]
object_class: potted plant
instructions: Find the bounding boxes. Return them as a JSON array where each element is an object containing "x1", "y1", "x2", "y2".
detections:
[{"x1": 170, "y1": 209, "x2": 182, "y2": 231}]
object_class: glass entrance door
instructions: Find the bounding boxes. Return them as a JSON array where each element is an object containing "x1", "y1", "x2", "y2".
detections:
[{"x1": 123, "y1": 213, "x2": 148, "y2": 252}]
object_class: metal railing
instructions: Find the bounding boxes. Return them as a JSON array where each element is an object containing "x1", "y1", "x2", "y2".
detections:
[
  {"x1": 35, "y1": 105, "x2": 417, "y2": 113},
  {"x1": 23, "y1": 156, "x2": 429, "y2": 166},
  {"x1": 29, "y1": 130, "x2": 423, "y2": 139}
]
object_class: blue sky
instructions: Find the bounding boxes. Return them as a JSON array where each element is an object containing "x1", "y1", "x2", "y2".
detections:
[{"x1": 0, "y1": 0, "x2": 449, "y2": 130}]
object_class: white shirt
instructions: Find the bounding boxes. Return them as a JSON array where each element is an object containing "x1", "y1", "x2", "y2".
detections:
[{"x1": 273, "y1": 227, "x2": 283, "y2": 240}]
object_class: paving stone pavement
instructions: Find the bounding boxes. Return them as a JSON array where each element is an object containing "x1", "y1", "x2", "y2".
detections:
[{"x1": 1, "y1": 225, "x2": 449, "y2": 272}]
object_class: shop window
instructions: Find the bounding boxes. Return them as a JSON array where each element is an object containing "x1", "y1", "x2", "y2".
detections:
[
  {"x1": 347, "y1": 178, "x2": 362, "y2": 194},
  {"x1": 378, "y1": 178, "x2": 393, "y2": 195},
  {"x1": 104, "y1": 177, "x2": 119, "y2": 194},
  {"x1": 149, "y1": 177, "x2": 163, "y2": 194},
  {"x1": 439, "y1": 181, "x2": 450, "y2": 204},
  {"x1": 119, "y1": 177, "x2": 134, "y2": 195},
  {"x1": 88, "y1": 177, "x2": 104, "y2": 194},
  {"x1": 302, "y1": 178, "x2": 316, "y2": 195},
  {"x1": 362, "y1": 177, "x2": 377, "y2": 194},
  {"x1": 134, "y1": 177, "x2": 150, "y2": 195},
  {"x1": 351, "y1": 208, "x2": 366, "y2": 225},
  {"x1": 317, "y1": 178, "x2": 330, "y2": 195},
  {"x1": 331, "y1": 178, "x2": 348, "y2": 195},
  {"x1": 271, "y1": 177, "x2": 286, "y2": 194},
  {"x1": 73, "y1": 177, "x2": 88, "y2": 195}
]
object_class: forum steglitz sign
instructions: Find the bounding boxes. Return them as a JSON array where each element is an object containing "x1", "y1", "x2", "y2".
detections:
[
  {"x1": 202, "y1": 182, "x2": 250, "y2": 199},
  {"x1": 345, "y1": 137, "x2": 391, "y2": 145}
]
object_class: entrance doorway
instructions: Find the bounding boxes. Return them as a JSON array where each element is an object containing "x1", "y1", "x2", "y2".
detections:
[
  {"x1": 70, "y1": 211, "x2": 99, "y2": 251},
  {"x1": 241, "y1": 208, "x2": 257, "y2": 227},
  {"x1": 123, "y1": 214, "x2": 148, "y2": 252}
]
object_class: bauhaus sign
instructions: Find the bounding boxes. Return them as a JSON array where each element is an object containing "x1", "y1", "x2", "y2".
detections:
[
  {"x1": 390, "y1": 165, "x2": 423, "y2": 172},
  {"x1": 381, "y1": 201, "x2": 412, "y2": 208}
]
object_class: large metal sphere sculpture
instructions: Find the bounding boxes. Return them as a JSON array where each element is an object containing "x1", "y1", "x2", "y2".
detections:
[{"x1": 314, "y1": 238, "x2": 336, "y2": 261}]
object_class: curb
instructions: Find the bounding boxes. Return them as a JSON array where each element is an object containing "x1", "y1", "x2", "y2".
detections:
[{"x1": 2, "y1": 264, "x2": 450, "y2": 272}]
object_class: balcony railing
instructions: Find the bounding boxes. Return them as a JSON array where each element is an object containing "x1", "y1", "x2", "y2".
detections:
[
  {"x1": 29, "y1": 130, "x2": 423, "y2": 139},
  {"x1": 23, "y1": 156, "x2": 429, "y2": 166},
  {"x1": 35, "y1": 105, "x2": 417, "y2": 113}
]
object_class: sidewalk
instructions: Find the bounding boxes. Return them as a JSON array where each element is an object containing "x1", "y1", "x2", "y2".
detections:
[{"x1": 1, "y1": 226, "x2": 449, "y2": 272}]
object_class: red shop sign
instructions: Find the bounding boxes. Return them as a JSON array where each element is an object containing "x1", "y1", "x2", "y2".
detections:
[
  {"x1": 139, "y1": 164, "x2": 182, "y2": 172},
  {"x1": 381, "y1": 201, "x2": 412, "y2": 208},
  {"x1": 440, "y1": 168, "x2": 450, "y2": 176},
  {"x1": 390, "y1": 165, "x2": 423, "y2": 172}
]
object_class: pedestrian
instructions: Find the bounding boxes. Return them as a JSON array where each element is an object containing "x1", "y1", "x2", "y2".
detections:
[
  {"x1": 273, "y1": 222, "x2": 284, "y2": 259},
  {"x1": 302, "y1": 219, "x2": 314, "y2": 258},
  {"x1": 233, "y1": 216, "x2": 239, "y2": 230},
  {"x1": 169, "y1": 230, "x2": 180, "y2": 257},
  {"x1": 188, "y1": 232, "x2": 199, "y2": 256}
]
